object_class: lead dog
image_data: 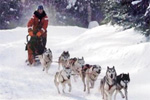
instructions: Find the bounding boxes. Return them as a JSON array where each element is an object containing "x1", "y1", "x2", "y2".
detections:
[
  {"x1": 58, "y1": 51, "x2": 70, "y2": 70},
  {"x1": 54, "y1": 67, "x2": 72, "y2": 94},
  {"x1": 81, "y1": 64, "x2": 101, "y2": 93},
  {"x1": 114, "y1": 73, "x2": 130, "y2": 100},
  {"x1": 100, "y1": 66, "x2": 117, "y2": 100},
  {"x1": 38, "y1": 49, "x2": 53, "y2": 73}
]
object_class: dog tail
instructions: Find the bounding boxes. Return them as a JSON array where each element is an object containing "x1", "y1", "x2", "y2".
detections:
[
  {"x1": 54, "y1": 72, "x2": 59, "y2": 85},
  {"x1": 100, "y1": 78, "x2": 105, "y2": 99},
  {"x1": 99, "y1": 79, "x2": 104, "y2": 94}
]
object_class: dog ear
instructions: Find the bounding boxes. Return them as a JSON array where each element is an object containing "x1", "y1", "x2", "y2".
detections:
[
  {"x1": 92, "y1": 66, "x2": 95, "y2": 71},
  {"x1": 82, "y1": 56, "x2": 84, "y2": 59},
  {"x1": 113, "y1": 66, "x2": 115, "y2": 69},
  {"x1": 99, "y1": 66, "x2": 101, "y2": 69},
  {"x1": 121, "y1": 74, "x2": 123, "y2": 78},
  {"x1": 128, "y1": 73, "x2": 130, "y2": 81},
  {"x1": 107, "y1": 66, "x2": 109, "y2": 69},
  {"x1": 128, "y1": 73, "x2": 129, "y2": 75},
  {"x1": 93, "y1": 65, "x2": 97, "y2": 68}
]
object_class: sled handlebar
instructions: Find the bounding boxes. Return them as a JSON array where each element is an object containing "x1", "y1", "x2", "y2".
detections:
[
  {"x1": 26, "y1": 35, "x2": 29, "y2": 42},
  {"x1": 26, "y1": 34, "x2": 41, "y2": 43}
]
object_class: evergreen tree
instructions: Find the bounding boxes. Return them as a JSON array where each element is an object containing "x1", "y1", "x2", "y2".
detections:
[
  {"x1": 66, "y1": 0, "x2": 103, "y2": 27},
  {"x1": 0, "y1": 0, "x2": 22, "y2": 29},
  {"x1": 101, "y1": 0, "x2": 150, "y2": 36}
]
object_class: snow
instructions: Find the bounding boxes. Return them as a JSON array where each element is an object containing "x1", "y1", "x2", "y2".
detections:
[
  {"x1": 10, "y1": 8, "x2": 16, "y2": 11},
  {"x1": 66, "y1": 0, "x2": 76, "y2": 9},
  {"x1": 0, "y1": 25, "x2": 150, "y2": 100},
  {"x1": 144, "y1": 3, "x2": 150, "y2": 16},
  {"x1": 131, "y1": 0, "x2": 142, "y2": 5},
  {"x1": 88, "y1": 21, "x2": 99, "y2": 29}
]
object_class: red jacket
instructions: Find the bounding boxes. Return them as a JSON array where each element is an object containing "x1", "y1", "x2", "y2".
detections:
[{"x1": 27, "y1": 11, "x2": 48, "y2": 37}]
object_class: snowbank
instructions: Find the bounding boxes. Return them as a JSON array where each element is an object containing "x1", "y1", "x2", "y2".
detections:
[{"x1": 88, "y1": 21, "x2": 99, "y2": 29}]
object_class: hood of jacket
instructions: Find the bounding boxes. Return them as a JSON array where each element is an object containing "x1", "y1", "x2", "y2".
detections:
[{"x1": 34, "y1": 10, "x2": 46, "y2": 20}]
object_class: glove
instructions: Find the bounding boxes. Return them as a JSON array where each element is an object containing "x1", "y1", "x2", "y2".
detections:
[
  {"x1": 37, "y1": 31, "x2": 42, "y2": 37},
  {"x1": 29, "y1": 31, "x2": 34, "y2": 36}
]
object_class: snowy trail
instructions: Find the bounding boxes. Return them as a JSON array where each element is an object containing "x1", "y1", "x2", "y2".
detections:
[{"x1": 0, "y1": 25, "x2": 150, "y2": 100}]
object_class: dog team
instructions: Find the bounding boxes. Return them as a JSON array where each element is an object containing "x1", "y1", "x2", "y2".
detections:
[{"x1": 35, "y1": 48, "x2": 130, "y2": 100}]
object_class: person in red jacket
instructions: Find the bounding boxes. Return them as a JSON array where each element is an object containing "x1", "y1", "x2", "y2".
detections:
[{"x1": 27, "y1": 5, "x2": 48, "y2": 65}]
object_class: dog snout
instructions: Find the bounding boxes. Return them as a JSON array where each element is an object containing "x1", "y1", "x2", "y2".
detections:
[
  {"x1": 67, "y1": 75, "x2": 70, "y2": 79},
  {"x1": 111, "y1": 74, "x2": 113, "y2": 79},
  {"x1": 97, "y1": 70, "x2": 100, "y2": 74}
]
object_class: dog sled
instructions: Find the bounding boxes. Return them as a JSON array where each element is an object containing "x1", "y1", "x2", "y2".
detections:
[{"x1": 25, "y1": 35, "x2": 45, "y2": 66}]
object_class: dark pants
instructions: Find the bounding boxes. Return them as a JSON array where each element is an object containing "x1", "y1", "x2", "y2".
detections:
[
  {"x1": 36, "y1": 37, "x2": 47, "y2": 55},
  {"x1": 42, "y1": 37, "x2": 47, "y2": 49},
  {"x1": 28, "y1": 36, "x2": 47, "y2": 55}
]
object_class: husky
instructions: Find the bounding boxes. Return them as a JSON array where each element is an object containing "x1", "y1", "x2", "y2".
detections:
[
  {"x1": 67, "y1": 57, "x2": 85, "y2": 82},
  {"x1": 100, "y1": 66, "x2": 117, "y2": 100},
  {"x1": 37, "y1": 49, "x2": 53, "y2": 73},
  {"x1": 58, "y1": 51, "x2": 70, "y2": 70},
  {"x1": 54, "y1": 67, "x2": 72, "y2": 94},
  {"x1": 114, "y1": 73, "x2": 130, "y2": 100},
  {"x1": 73, "y1": 57, "x2": 85, "y2": 68},
  {"x1": 81, "y1": 64, "x2": 101, "y2": 93}
]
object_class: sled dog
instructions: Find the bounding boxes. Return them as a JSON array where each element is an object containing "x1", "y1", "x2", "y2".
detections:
[
  {"x1": 81, "y1": 64, "x2": 101, "y2": 93},
  {"x1": 100, "y1": 66, "x2": 117, "y2": 100},
  {"x1": 54, "y1": 67, "x2": 72, "y2": 94},
  {"x1": 67, "y1": 57, "x2": 85, "y2": 81},
  {"x1": 114, "y1": 73, "x2": 130, "y2": 100},
  {"x1": 38, "y1": 48, "x2": 52, "y2": 73},
  {"x1": 58, "y1": 51, "x2": 70, "y2": 69}
]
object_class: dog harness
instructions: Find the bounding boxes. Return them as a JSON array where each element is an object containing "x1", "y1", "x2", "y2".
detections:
[
  {"x1": 82, "y1": 64, "x2": 92, "y2": 72},
  {"x1": 60, "y1": 68, "x2": 71, "y2": 83},
  {"x1": 105, "y1": 76, "x2": 116, "y2": 90},
  {"x1": 42, "y1": 53, "x2": 51, "y2": 64},
  {"x1": 61, "y1": 75, "x2": 70, "y2": 83},
  {"x1": 69, "y1": 58, "x2": 77, "y2": 66},
  {"x1": 89, "y1": 73, "x2": 98, "y2": 81}
]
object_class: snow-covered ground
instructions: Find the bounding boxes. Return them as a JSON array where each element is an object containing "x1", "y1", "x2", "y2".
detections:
[{"x1": 0, "y1": 25, "x2": 150, "y2": 100}]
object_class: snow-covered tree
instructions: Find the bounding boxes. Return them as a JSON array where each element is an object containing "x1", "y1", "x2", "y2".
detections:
[
  {"x1": 101, "y1": 0, "x2": 150, "y2": 36},
  {"x1": 0, "y1": 0, "x2": 22, "y2": 29},
  {"x1": 64, "y1": 0, "x2": 103, "y2": 27}
]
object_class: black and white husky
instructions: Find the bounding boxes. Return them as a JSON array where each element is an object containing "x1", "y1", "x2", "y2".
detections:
[
  {"x1": 37, "y1": 49, "x2": 53, "y2": 73},
  {"x1": 81, "y1": 64, "x2": 101, "y2": 93},
  {"x1": 54, "y1": 67, "x2": 72, "y2": 94},
  {"x1": 100, "y1": 66, "x2": 117, "y2": 100},
  {"x1": 114, "y1": 73, "x2": 130, "y2": 100},
  {"x1": 58, "y1": 51, "x2": 70, "y2": 69}
]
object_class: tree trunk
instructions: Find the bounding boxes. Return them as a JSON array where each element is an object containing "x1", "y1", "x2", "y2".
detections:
[{"x1": 87, "y1": 2, "x2": 92, "y2": 23}]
